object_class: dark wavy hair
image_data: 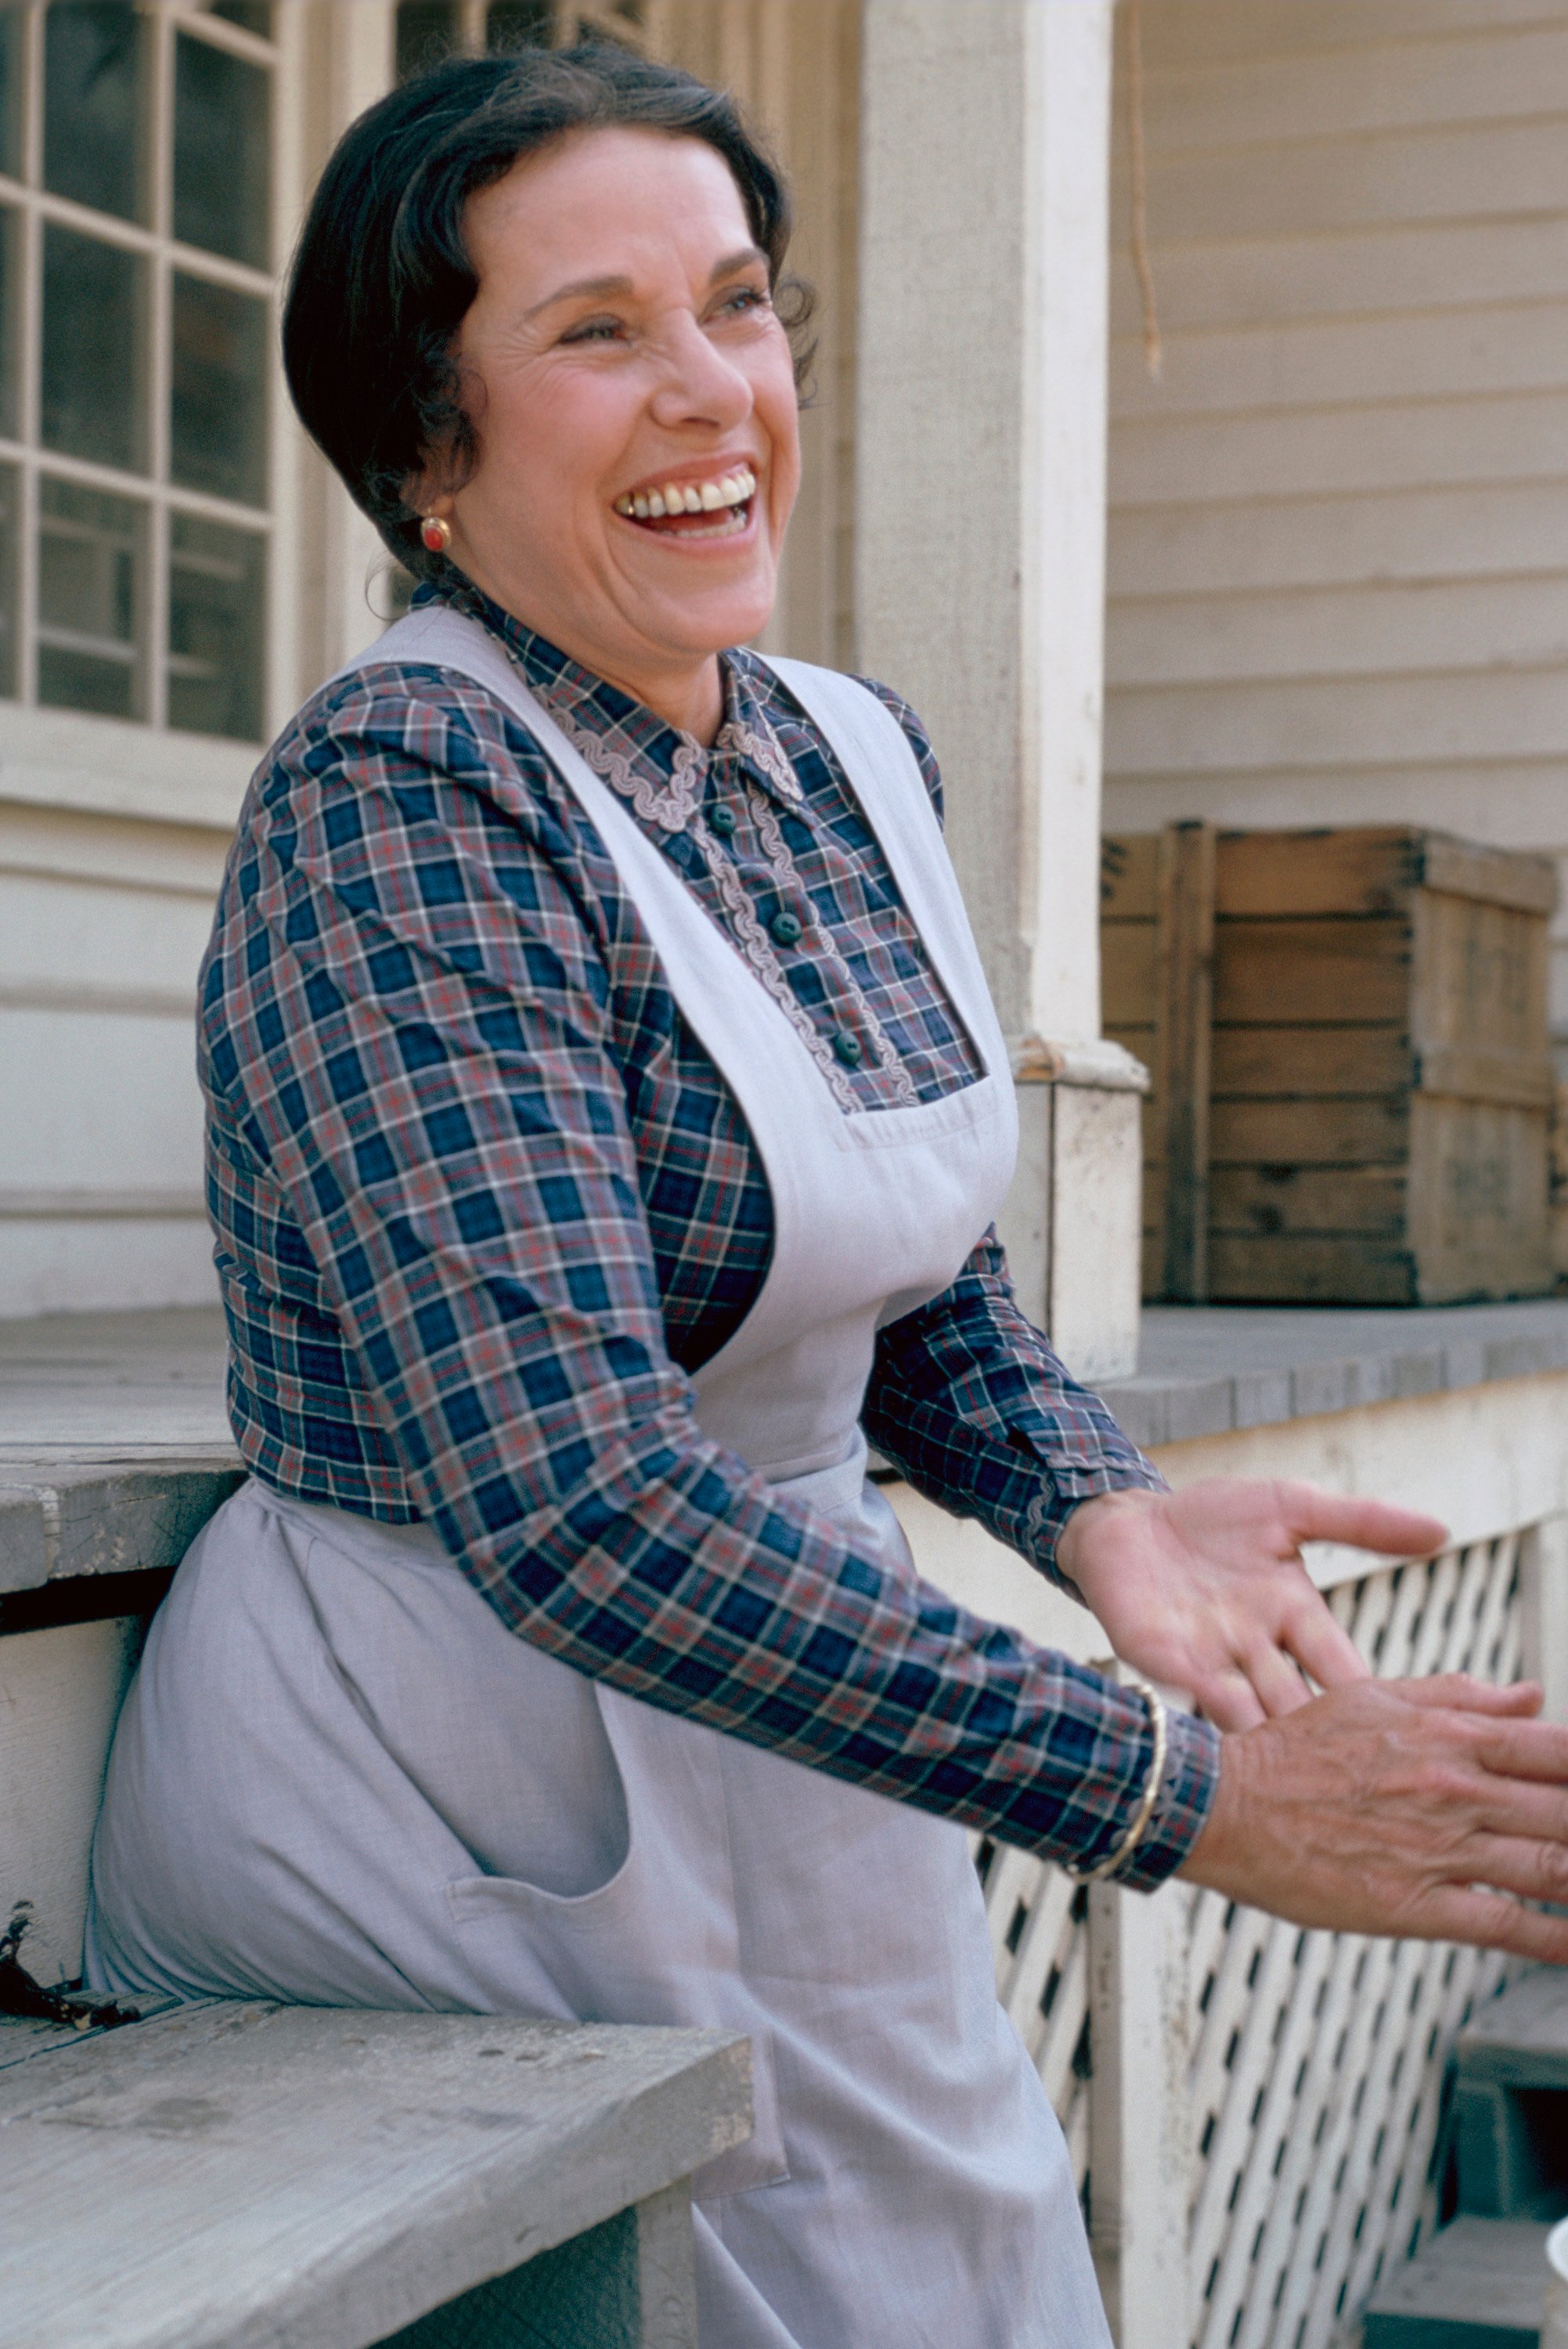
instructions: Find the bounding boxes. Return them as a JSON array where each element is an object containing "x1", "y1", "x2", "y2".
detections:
[{"x1": 283, "y1": 43, "x2": 813, "y2": 583}]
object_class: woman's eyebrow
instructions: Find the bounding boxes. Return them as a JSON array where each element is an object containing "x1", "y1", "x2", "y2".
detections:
[
  {"x1": 524, "y1": 272, "x2": 633, "y2": 319},
  {"x1": 709, "y1": 245, "x2": 768, "y2": 281},
  {"x1": 525, "y1": 247, "x2": 768, "y2": 320}
]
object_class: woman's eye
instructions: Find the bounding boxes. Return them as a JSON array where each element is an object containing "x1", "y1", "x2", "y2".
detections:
[
  {"x1": 561, "y1": 316, "x2": 625, "y2": 345},
  {"x1": 715, "y1": 286, "x2": 770, "y2": 320}
]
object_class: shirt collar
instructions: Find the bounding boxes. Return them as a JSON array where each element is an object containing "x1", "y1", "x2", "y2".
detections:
[{"x1": 414, "y1": 576, "x2": 802, "y2": 815}]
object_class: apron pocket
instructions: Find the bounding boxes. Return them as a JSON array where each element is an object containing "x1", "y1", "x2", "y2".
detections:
[{"x1": 445, "y1": 1868, "x2": 790, "y2": 2199}]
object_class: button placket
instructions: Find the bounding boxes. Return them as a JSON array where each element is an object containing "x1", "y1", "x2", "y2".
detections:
[
  {"x1": 523, "y1": 646, "x2": 925, "y2": 1118},
  {"x1": 745, "y1": 783, "x2": 920, "y2": 1110}
]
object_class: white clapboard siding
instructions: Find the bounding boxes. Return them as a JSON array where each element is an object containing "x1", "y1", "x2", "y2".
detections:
[
  {"x1": 1109, "y1": 485, "x2": 1568, "y2": 598},
  {"x1": 1104, "y1": 0, "x2": 1568, "y2": 1048},
  {"x1": 0, "y1": 794, "x2": 225, "y2": 1315},
  {"x1": 1110, "y1": 218, "x2": 1568, "y2": 336},
  {"x1": 0, "y1": 875, "x2": 213, "y2": 1003},
  {"x1": 1110, "y1": 302, "x2": 1568, "y2": 419},
  {"x1": 1110, "y1": 392, "x2": 1568, "y2": 507},
  {"x1": 1112, "y1": 118, "x2": 1568, "y2": 244},
  {"x1": 1141, "y1": 0, "x2": 1568, "y2": 71},
  {"x1": 0, "y1": 1012, "x2": 207, "y2": 1197},
  {"x1": 1108, "y1": 576, "x2": 1568, "y2": 689},
  {"x1": 0, "y1": 1620, "x2": 146, "y2": 1989},
  {"x1": 1135, "y1": 19, "x2": 1568, "y2": 149},
  {"x1": 1107, "y1": 668, "x2": 1568, "y2": 776}
]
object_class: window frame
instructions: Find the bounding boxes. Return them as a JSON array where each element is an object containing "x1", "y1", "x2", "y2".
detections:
[
  {"x1": 0, "y1": 1, "x2": 283, "y2": 742},
  {"x1": 396, "y1": 2, "x2": 647, "y2": 78}
]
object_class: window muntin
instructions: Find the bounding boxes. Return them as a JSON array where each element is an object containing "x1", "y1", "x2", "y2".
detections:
[
  {"x1": 209, "y1": 4, "x2": 272, "y2": 38},
  {"x1": 0, "y1": 204, "x2": 19, "y2": 441},
  {"x1": 38, "y1": 474, "x2": 145, "y2": 720},
  {"x1": 0, "y1": 460, "x2": 18, "y2": 696},
  {"x1": 168, "y1": 509, "x2": 263, "y2": 741},
  {"x1": 0, "y1": 2, "x2": 276, "y2": 743}
]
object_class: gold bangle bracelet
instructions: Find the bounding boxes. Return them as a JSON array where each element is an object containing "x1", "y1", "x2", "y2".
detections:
[{"x1": 1068, "y1": 1682, "x2": 1169, "y2": 1885}]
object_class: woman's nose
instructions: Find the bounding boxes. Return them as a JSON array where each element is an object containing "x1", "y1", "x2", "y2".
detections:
[{"x1": 647, "y1": 312, "x2": 754, "y2": 432}]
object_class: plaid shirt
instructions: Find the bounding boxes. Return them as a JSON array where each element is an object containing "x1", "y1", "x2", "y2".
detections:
[{"x1": 201, "y1": 577, "x2": 1218, "y2": 1888}]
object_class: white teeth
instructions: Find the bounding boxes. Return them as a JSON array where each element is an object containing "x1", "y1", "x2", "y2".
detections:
[
  {"x1": 618, "y1": 471, "x2": 756, "y2": 522},
  {"x1": 682, "y1": 510, "x2": 748, "y2": 539}
]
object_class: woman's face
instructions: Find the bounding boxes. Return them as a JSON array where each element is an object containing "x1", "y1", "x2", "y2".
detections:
[{"x1": 424, "y1": 125, "x2": 802, "y2": 727}]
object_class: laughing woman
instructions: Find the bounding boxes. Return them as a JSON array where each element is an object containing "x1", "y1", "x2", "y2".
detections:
[{"x1": 88, "y1": 44, "x2": 1568, "y2": 2349}]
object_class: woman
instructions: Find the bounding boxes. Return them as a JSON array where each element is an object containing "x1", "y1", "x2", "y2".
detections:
[{"x1": 88, "y1": 44, "x2": 1568, "y2": 2349}]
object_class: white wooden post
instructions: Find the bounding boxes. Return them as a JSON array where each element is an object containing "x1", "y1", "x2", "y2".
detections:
[
  {"x1": 1087, "y1": 1876, "x2": 1193, "y2": 2349},
  {"x1": 288, "y1": 2, "x2": 398, "y2": 700},
  {"x1": 1519, "y1": 1514, "x2": 1568, "y2": 1724},
  {"x1": 856, "y1": 0, "x2": 1144, "y2": 1381}
]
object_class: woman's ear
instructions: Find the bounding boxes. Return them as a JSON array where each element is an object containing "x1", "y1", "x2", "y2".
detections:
[{"x1": 402, "y1": 459, "x2": 456, "y2": 524}]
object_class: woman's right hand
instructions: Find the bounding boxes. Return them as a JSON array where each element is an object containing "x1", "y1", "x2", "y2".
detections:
[{"x1": 1180, "y1": 1673, "x2": 1568, "y2": 1962}]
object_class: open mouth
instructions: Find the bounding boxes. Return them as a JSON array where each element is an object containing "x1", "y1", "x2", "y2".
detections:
[{"x1": 612, "y1": 465, "x2": 757, "y2": 541}]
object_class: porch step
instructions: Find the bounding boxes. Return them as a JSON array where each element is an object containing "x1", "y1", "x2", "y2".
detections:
[
  {"x1": 1454, "y1": 1971, "x2": 1568, "y2": 2221},
  {"x1": 1362, "y1": 2217, "x2": 1552, "y2": 2349},
  {"x1": 0, "y1": 2000, "x2": 752, "y2": 2347}
]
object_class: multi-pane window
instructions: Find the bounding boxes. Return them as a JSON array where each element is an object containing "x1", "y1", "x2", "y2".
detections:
[
  {"x1": 0, "y1": 2, "x2": 274, "y2": 741},
  {"x1": 395, "y1": 1, "x2": 646, "y2": 81}
]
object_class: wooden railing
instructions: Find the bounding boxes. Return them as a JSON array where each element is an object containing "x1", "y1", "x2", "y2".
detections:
[{"x1": 977, "y1": 1522, "x2": 1550, "y2": 2349}]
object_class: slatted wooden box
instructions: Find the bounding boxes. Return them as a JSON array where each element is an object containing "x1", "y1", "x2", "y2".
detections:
[{"x1": 1102, "y1": 824, "x2": 1559, "y2": 1306}]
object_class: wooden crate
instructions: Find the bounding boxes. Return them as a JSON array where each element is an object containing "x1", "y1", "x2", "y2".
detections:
[{"x1": 1102, "y1": 824, "x2": 1559, "y2": 1305}]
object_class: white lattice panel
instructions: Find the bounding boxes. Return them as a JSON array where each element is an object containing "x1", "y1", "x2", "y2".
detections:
[
  {"x1": 974, "y1": 1528, "x2": 1524, "y2": 2349},
  {"x1": 1189, "y1": 1533, "x2": 1521, "y2": 2349},
  {"x1": 975, "y1": 1835, "x2": 1092, "y2": 2192}
]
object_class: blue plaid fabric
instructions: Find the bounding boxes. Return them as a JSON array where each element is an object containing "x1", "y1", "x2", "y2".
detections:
[{"x1": 201, "y1": 576, "x2": 1217, "y2": 1886}]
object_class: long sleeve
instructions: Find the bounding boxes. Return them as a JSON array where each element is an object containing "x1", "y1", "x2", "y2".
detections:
[
  {"x1": 204, "y1": 663, "x2": 1217, "y2": 1888},
  {"x1": 864, "y1": 1229, "x2": 1167, "y2": 1581}
]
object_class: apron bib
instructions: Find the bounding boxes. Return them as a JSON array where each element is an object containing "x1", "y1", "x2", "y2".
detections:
[{"x1": 88, "y1": 610, "x2": 1111, "y2": 2349}]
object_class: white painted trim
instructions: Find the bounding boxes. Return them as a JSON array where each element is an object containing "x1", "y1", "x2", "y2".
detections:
[
  {"x1": 1089, "y1": 1871, "x2": 1191, "y2": 2349},
  {"x1": 0, "y1": 1189, "x2": 206, "y2": 1219},
  {"x1": 0, "y1": 980, "x2": 196, "y2": 1017},
  {"x1": 0, "y1": 700, "x2": 253, "y2": 829},
  {"x1": 1519, "y1": 1514, "x2": 1568, "y2": 1722}
]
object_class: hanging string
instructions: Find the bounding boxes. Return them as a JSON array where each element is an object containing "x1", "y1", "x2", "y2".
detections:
[{"x1": 1125, "y1": 0, "x2": 1163, "y2": 382}]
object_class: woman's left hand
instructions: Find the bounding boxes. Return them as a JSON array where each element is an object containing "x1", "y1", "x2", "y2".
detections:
[{"x1": 1054, "y1": 1478, "x2": 1450, "y2": 1730}]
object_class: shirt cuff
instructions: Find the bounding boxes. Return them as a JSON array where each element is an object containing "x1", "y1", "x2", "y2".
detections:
[
  {"x1": 1062, "y1": 1681, "x2": 1221, "y2": 1893},
  {"x1": 1023, "y1": 1456, "x2": 1170, "y2": 1590}
]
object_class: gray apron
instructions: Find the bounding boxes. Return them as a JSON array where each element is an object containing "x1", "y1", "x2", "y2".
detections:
[{"x1": 88, "y1": 610, "x2": 1111, "y2": 2349}]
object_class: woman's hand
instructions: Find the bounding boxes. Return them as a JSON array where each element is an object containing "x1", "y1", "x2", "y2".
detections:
[
  {"x1": 1181, "y1": 1674, "x2": 1568, "y2": 1961},
  {"x1": 1055, "y1": 1477, "x2": 1448, "y2": 1728}
]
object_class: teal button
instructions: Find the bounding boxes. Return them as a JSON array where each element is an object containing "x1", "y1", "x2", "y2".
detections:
[
  {"x1": 770, "y1": 911, "x2": 802, "y2": 947},
  {"x1": 832, "y1": 1030, "x2": 863, "y2": 1066},
  {"x1": 707, "y1": 803, "x2": 737, "y2": 836}
]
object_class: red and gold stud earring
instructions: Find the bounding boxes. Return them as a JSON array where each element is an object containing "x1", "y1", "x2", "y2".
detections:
[{"x1": 420, "y1": 514, "x2": 452, "y2": 554}]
